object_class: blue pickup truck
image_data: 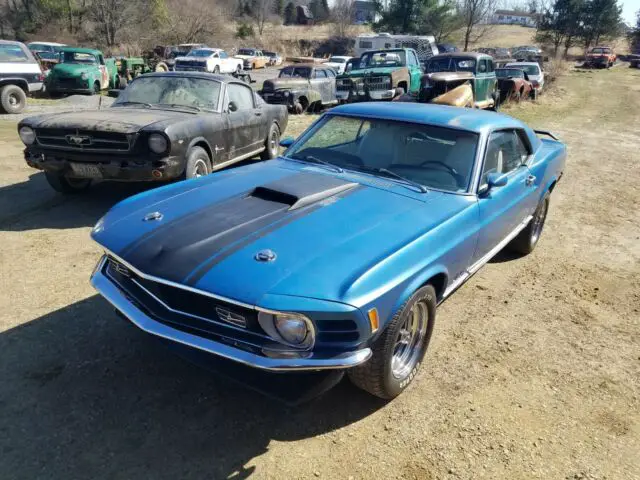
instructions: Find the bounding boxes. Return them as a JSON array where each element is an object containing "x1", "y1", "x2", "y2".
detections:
[{"x1": 90, "y1": 103, "x2": 566, "y2": 400}]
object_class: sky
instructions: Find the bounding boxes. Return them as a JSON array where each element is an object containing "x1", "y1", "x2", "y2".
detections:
[{"x1": 621, "y1": 0, "x2": 639, "y2": 24}]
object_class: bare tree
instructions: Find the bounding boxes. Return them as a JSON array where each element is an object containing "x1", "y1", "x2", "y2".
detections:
[
  {"x1": 332, "y1": 0, "x2": 355, "y2": 37},
  {"x1": 251, "y1": 0, "x2": 274, "y2": 35},
  {"x1": 91, "y1": 0, "x2": 131, "y2": 46},
  {"x1": 458, "y1": 0, "x2": 498, "y2": 51}
]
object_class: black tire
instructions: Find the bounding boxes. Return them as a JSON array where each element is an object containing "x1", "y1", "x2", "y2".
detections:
[
  {"x1": 509, "y1": 191, "x2": 550, "y2": 255},
  {"x1": 348, "y1": 285, "x2": 436, "y2": 399},
  {"x1": 118, "y1": 75, "x2": 128, "y2": 89},
  {"x1": 236, "y1": 65, "x2": 242, "y2": 74},
  {"x1": 182, "y1": 146, "x2": 211, "y2": 180},
  {"x1": 213, "y1": 65, "x2": 220, "y2": 74},
  {"x1": 293, "y1": 97, "x2": 308, "y2": 114},
  {"x1": 392, "y1": 86, "x2": 405, "y2": 101},
  {"x1": 44, "y1": 171, "x2": 92, "y2": 194},
  {"x1": 92, "y1": 81, "x2": 100, "y2": 95},
  {"x1": 530, "y1": 88, "x2": 538, "y2": 101},
  {"x1": 0, "y1": 85, "x2": 27, "y2": 114},
  {"x1": 489, "y1": 90, "x2": 500, "y2": 111},
  {"x1": 155, "y1": 62, "x2": 168, "y2": 72},
  {"x1": 260, "y1": 123, "x2": 280, "y2": 160}
]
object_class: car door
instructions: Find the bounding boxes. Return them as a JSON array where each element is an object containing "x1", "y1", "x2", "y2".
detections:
[
  {"x1": 473, "y1": 129, "x2": 538, "y2": 261},
  {"x1": 486, "y1": 58, "x2": 497, "y2": 102},
  {"x1": 97, "y1": 54, "x2": 109, "y2": 89},
  {"x1": 324, "y1": 68, "x2": 337, "y2": 103},
  {"x1": 474, "y1": 59, "x2": 489, "y2": 105},
  {"x1": 224, "y1": 82, "x2": 264, "y2": 159},
  {"x1": 219, "y1": 50, "x2": 231, "y2": 73},
  {"x1": 310, "y1": 68, "x2": 326, "y2": 103},
  {"x1": 407, "y1": 50, "x2": 422, "y2": 94}
]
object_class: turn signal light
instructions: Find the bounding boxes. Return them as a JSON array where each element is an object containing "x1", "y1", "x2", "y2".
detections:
[{"x1": 368, "y1": 308, "x2": 379, "y2": 333}]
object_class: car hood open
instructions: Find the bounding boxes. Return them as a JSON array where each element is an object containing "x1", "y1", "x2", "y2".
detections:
[{"x1": 93, "y1": 159, "x2": 469, "y2": 306}]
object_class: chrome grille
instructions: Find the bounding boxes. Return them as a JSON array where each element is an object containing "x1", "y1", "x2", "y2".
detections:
[
  {"x1": 364, "y1": 76, "x2": 391, "y2": 91},
  {"x1": 36, "y1": 128, "x2": 132, "y2": 152}
]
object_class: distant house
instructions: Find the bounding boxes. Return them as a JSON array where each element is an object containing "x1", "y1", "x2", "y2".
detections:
[
  {"x1": 492, "y1": 10, "x2": 538, "y2": 27},
  {"x1": 296, "y1": 5, "x2": 314, "y2": 25},
  {"x1": 353, "y1": 0, "x2": 379, "y2": 24}
]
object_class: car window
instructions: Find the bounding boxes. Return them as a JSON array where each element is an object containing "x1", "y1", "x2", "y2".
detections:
[
  {"x1": 487, "y1": 59, "x2": 494, "y2": 72},
  {"x1": 286, "y1": 115, "x2": 479, "y2": 193},
  {"x1": 62, "y1": 52, "x2": 97, "y2": 64},
  {"x1": 478, "y1": 60, "x2": 487, "y2": 73},
  {"x1": 279, "y1": 66, "x2": 311, "y2": 78},
  {"x1": 360, "y1": 51, "x2": 406, "y2": 67},
  {"x1": 314, "y1": 69, "x2": 328, "y2": 78},
  {"x1": 482, "y1": 130, "x2": 529, "y2": 184},
  {"x1": 220, "y1": 51, "x2": 228, "y2": 59},
  {"x1": 410, "y1": 51, "x2": 419, "y2": 66},
  {"x1": 227, "y1": 83, "x2": 254, "y2": 111},
  {"x1": 326, "y1": 69, "x2": 336, "y2": 77},
  {"x1": 0, "y1": 44, "x2": 30, "y2": 62},
  {"x1": 115, "y1": 76, "x2": 221, "y2": 111}
]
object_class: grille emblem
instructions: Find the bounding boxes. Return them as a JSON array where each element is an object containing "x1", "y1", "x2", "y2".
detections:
[
  {"x1": 255, "y1": 249, "x2": 276, "y2": 262},
  {"x1": 66, "y1": 133, "x2": 91, "y2": 146},
  {"x1": 143, "y1": 211, "x2": 163, "y2": 222},
  {"x1": 215, "y1": 307, "x2": 247, "y2": 328}
]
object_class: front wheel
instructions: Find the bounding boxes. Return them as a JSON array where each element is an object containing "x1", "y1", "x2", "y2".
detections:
[
  {"x1": 45, "y1": 172, "x2": 92, "y2": 193},
  {"x1": 182, "y1": 146, "x2": 211, "y2": 180},
  {"x1": 509, "y1": 191, "x2": 550, "y2": 255},
  {"x1": 260, "y1": 123, "x2": 280, "y2": 160},
  {"x1": 0, "y1": 84, "x2": 27, "y2": 114},
  {"x1": 348, "y1": 285, "x2": 436, "y2": 399}
]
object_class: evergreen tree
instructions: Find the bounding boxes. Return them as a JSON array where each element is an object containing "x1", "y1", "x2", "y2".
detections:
[{"x1": 284, "y1": 1, "x2": 296, "y2": 24}]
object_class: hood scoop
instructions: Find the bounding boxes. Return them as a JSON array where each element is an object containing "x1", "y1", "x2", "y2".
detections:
[{"x1": 249, "y1": 172, "x2": 359, "y2": 210}]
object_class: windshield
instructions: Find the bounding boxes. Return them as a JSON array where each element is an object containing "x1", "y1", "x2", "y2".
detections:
[
  {"x1": 496, "y1": 68, "x2": 524, "y2": 78},
  {"x1": 511, "y1": 64, "x2": 539, "y2": 76},
  {"x1": 238, "y1": 49, "x2": 256, "y2": 55},
  {"x1": 426, "y1": 57, "x2": 476, "y2": 73},
  {"x1": 591, "y1": 48, "x2": 610, "y2": 54},
  {"x1": 329, "y1": 57, "x2": 347, "y2": 63},
  {"x1": 285, "y1": 115, "x2": 479, "y2": 193},
  {"x1": 0, "y1": 45, "x2": 29, "y2": 62},
  {"x1": 359, "y1": 51, "x2": 406, "y2": 67},
  {"x1": 113, "y1": 76, "x2": 221, "y2": 111},
  {"x1": 187, "y1": 49, "x2": 214, "y2": 57},
  {"x1": 62, "y1": 52, "x2": 97, "y2": 64},
  {"x1": 279, "y1": 66, "x2": 311, "y2": 78}
]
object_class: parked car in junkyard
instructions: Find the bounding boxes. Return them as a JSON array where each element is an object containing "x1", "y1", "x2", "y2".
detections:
[
  {"x1": 146, "y1": 44, "x2": 207, "y2": 71},
  {"x1": 324, "y1": 56, "x2": 352, "y2": 74},
  {"x1": 436, "y1": 43, "x2": 458, "y2": 53},
  {"x1": 0, "y1": 40, "x2": 44, "y2": 114},
  {"x1": 27, "y1": 41, "x2": 66, "y2": 62},
  {"x1": 19, "y1": 72, "x2": 287, "y2": 193},
  {"x1": 263, "y1": 51, "x2": 283, "y2": 66},
  {"x1": 46, "y1": 47, "x2": 118, "y2": 95},
  {"x1": 174, "y1": 48, "x2": 243, "y2": 74},
  {"x1": 584, "y1": 46, "x2": 616, "y2": 68},
  {"x1": 505, "y1": 61, "x2": 544, "y2": 93},
  {"x1": 235, "y1": 48, "x2": 268, "y2": 70},
  {"x1": 89, "y1": 102, "x2": 566, "y2": 400},
  {"x1": 260, "y1": 64, "x2": 338, "y2": 114},
  {"x1": 495, "y1": 67, "x2": 534, "y2": 102},
  {"x1": 336, "y1": 48, "x2": 423, "y2": 102},
  {"x1": 419, "y1": 52, "x2": 499, "y2": 110}
]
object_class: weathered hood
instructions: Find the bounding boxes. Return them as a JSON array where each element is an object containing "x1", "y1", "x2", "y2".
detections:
[
  {"x1": 26, "y1": 108, "x2": 191, "y2": 133},
  {"x1": 263, "y1": 78, "x2": 309, "y2": 91},
  {"x1": 93, "y1": 159, "x2": 469, "y2": 306},
  {"x1": 50, "y1": 62, "x2": 95, "y2": 76}
]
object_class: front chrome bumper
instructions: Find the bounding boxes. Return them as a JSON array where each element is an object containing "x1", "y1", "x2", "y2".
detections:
[{"x1": 91, "y1": 261, "x2": 372, "y2": 371}]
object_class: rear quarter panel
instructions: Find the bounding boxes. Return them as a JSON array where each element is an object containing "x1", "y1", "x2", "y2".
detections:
[{"x1": 529, "y1": 137, "x2": 567, "y2": 200}]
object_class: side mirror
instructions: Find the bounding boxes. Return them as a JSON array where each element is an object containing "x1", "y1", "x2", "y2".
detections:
[
  {"x1": 478, "y1": 172, "x2": 508, "y2": 195},
  {"x1": 228, "y1": 101, "x2": 238, "y2": 113},
  {"x1": 279, "y1": 137, "x2": 294, "y2": 148}
]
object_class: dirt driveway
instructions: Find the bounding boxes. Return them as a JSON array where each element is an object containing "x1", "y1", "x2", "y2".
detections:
[{"x1": 0, "y1": 66, "x2": 638, "y2": 480}]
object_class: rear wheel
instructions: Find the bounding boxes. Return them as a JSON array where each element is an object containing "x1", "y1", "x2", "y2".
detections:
[
  {"x1": 213, "y1": 65, "x2": 220, "y2": 74},
  {"x1": 182, "y1": 146, "x2": 211, "y2": 180},
  {"x1": 92, "y1": 81, "x2": 100, "y2": 95},
  {"x1": 155, "y1": 62, "x2": 168, "y2": 72},
  {"x1": 293, "y1": 96, "x2": 308, "y2": 114},
  {"x1": 530, "y1": 88, "x2": 538, "y2": 101},
  {"x1": 45, "y1": 172, "x2": 92, "y2": 193},
  {"x1": 260, "y1": 123, "x2": 280, "y2": 160},
  {"x1": 0, "y1": 85, "x2": 27, "y2": 114},
  {"x1": 509, "y1": 191, "x2": 550, "y2": 255},
  {"x1": 348, "y1": 285, "x2": 436, "y2": 399}
]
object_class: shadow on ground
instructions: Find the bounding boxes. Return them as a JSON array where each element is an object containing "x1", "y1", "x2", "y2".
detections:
[{"x1": 0, "y1": 295, "x2": 385, "y2": 479}]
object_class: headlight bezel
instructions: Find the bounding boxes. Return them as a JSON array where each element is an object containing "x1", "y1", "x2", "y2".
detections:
[
  {"x1": 148, "y1": 133, "x2": 169, "y2": 154},
  {"x1": 19, "y1": 126, "x2": 36, "y2": 145},
  {"x1": 257, "y1": 310, "x2": 315, "y2": 350}
]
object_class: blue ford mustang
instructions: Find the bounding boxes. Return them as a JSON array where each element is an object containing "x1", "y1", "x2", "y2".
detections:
[{"x1": 90, "y1": 103, "x2": 566, "y2": 399}]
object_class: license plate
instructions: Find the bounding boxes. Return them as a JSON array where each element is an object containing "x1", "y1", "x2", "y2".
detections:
[{"x1": 70, "y1": 163, "x2": 102, "y2": 178}]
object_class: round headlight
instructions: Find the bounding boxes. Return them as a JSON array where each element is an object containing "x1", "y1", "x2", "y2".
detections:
[
  {"x1": 283, "y1": 90, "x2": 290, "y2": 97},
  {"x1": 148, "y1": 134, "x2": 168, "y2": 154},
  {"x1": 19, "y1": 126, "x2": 35, "y2": 145},
  {"x1": 274, "y1": 314, "x2": 309, "y2": 345},
  {"x1": 80, "y1": 72, "x2": 88, "y2": 80}
]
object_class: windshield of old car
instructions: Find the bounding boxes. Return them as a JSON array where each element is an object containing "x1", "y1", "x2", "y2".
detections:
[
  {"x1": 113, "y1": 77, "x2": 220, "y2": 111},
  {"x1": 263, "y1": 51, "x2": 276, "y2": 57},
  {"x1": 279, "y1": 66, "x2": 311, "y2": 78},
  {"x1": 426, "y1": 57, "x2": 476, "y2": 73},
  {"x1": 516, "y1": 64, "x2": 540, "y2": 76},
  {"x1": 0, "y1": 44, "x2": 30, "y2": 62},
  {"x1": 496, "y1": 68, "x2": 524, "y2": 78},
  {"x1": 238, "y1": 49, "x2": 256, "y2": 55},
  {"x1": 359, "y1": 51, "x2": 406, "y2": 67},
  {"x1": 62, "y1": 52, "x2": 97, "y2": 64},
  {"x1": 285, "y1": 115, "x2": 479, "y2": 193},
  {"x1": 329, "y1": 57, "x2": 347, "y2": 63},
  {"x1": 187, "y1": 49, "x2": 214, "y2": 57},
  {"x1": 591, "y1": 48, "x2": 610, "y2": 54}
]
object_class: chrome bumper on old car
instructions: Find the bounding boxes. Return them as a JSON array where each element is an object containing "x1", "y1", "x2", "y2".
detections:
[{"x1": 91, "y1": 256, "x2": 372, "y2": 371}]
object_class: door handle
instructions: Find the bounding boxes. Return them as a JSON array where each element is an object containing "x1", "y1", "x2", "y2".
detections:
[
  {"x1": 525, "y1": 175, "x2": 536, "y2": 186},
  {"x1": 254, "y1": 111, "x2": 262, "y2": 116},
  {"x1": 214, "y1": 146, "x2": 224, "y2": 153}
]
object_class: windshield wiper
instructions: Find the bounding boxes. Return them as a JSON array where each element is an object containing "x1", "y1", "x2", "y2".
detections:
[
  {"x1": 155, "y1": 103, "x2": 202, "y2": 112},
  {"x1": 291, "y1": 155, "x2": 343, "y2": 173},
  {"x1": 116, "y1": 101, "x2": 152, "y2": 108},
  {"x1": 348, "y1": 165, "x2": 428, "y2": 193}
]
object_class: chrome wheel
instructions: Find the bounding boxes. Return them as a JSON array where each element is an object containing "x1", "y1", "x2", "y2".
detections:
[
  {"x1": 193, "y1": 159, "x2": 208, "y2": 178},
  {"x1": 269, "y1": 130, "x2": 279, "y2": 156},
  {"x1": 530, "y1": 197, "x2": 549, "y2": 244},
  {"x1": 391, "y1": 300, "x2": 429, "y2": 379},
  {"x1": 9, "y1": 93, "x2": 18, "y2": 106}
]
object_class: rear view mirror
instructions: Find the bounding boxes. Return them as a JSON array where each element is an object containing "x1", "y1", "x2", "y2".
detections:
[{"x1": 279, "y1": 137, "x2": 294, "y2": 148}]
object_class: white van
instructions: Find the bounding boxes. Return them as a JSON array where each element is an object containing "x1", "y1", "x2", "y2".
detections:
[
  {"x1": 0, "y1": 40, "x2": 44, "y2": 114},
  {"x1": 354, "y1": 33, "x2": 439, "y2": 63}
]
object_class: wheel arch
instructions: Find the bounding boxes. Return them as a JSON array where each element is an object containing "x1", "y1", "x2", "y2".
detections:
[
  {"x1": 188, "y1": 137, "x2": 213, "y2": 162},
  {"x1": 0, "y1": 78, "x2": 29, "y2": 92}
]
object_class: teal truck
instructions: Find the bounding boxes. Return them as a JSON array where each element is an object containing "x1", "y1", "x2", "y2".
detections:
[
  {"x1": 336, "y1": 48, "x2": 423, "y2": 102},
  {"x1": 46, "y1": 47, "x2": 118, "y2": 95}
]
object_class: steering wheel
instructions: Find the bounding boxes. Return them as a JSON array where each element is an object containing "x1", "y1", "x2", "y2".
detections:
[{"x1": 419, "y1": 160, "x2": 459, "y2": 177}]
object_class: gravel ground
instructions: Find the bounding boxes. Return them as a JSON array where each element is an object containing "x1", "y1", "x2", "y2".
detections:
[{"x1": 0, "y1": 66, "x2": 638, "y2": 479}]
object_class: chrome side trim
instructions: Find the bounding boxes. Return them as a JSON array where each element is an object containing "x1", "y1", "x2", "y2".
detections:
[
  {"x1": 91, "y1": 262, "x2": 371, "y2": 371},
  {"x1": 441, "y1": 215, "x2": 533, "y2": 300},
  {"x1": 211, "y1": 147, "x2": 265, "y2": 171}
]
